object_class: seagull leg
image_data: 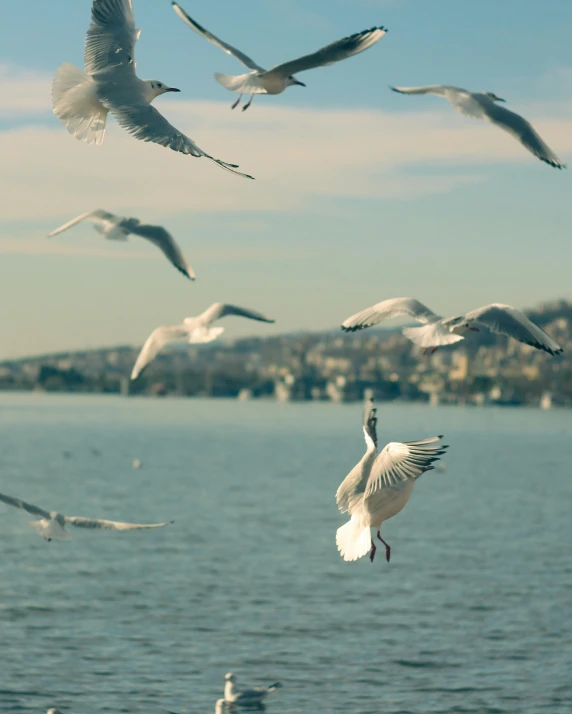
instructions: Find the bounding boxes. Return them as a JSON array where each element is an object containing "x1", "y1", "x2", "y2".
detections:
[
  {"x1": 423, "y1": 348, "x2": 428, "y2": 356},
  {"x1": 369, "y1": 539, "x2": 377, "y2": 563},
  {"x1": 231, "y1": 94, "x2": 242, "y2": 110},
  {"x1": 430, "y1": 347, "x2": 438, "y2": 354},
  {"x1": 376, "y1": 531, "x2": 391, "y2": 562},
  {"x1": 242, "y1": 94, "x2": 254, "y2": 111}
]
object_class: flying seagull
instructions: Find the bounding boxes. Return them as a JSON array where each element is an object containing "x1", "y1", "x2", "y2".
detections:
[
  {"x1": 48, "y1": 209, "x2": 196, "y2": 280},
  {"x1": 52, "y1": 0, "x2": 253, "y2": 178},
  {"x1": 131, "y1": 302, "x2": 275, "y2": 379},
  {"x1": 0, "y1": 492, "x2": 173, "y2": 541},
  {"x1": 172, "y1": 1, "x2": 386, "y2": 110},
  {"x1": 342, "y1": 298, "x2": 563, "y2": 356},
  {"x1": 391, "y1": 85, "x2": 566, "y2": 169},
  {"x1": 224, "y1": 672, "x2": 282, "y2": 706},
  {"x1": 336, "y1": 398, "x2": 448, "y2": 563}
]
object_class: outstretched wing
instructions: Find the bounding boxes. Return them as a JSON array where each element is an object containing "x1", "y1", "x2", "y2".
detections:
[
  {"x1": 171, "y1": 2, "x2": 264, "y2": 71},
  {"x1": 342, "y1": 297, "x2": 439, "y2": 332},
  {"x1": 131, "y1": 325, "x2": 189, "y2": 379},
  {"x1": 97, "y1": 83, "x2": 254, "y2": 179},
  {"x1": 65, "y1": 516, "x2": 172, "y2": 530},
  {"x1": 480, "y1": 101, "x2": 566, "y2": 169},
  {"x1": 131, "y1": 224, "x2": 196, "y2": 280},
  {"x1": 266, "y1": 27, "x2": 386, "y2": 78},
  {"x1": 0, "y1": 492, "x2": 52, "y2": 519},
  {"x1": 335, "y1": 397, "x2": 378, "y2": 514},
  {"x1": 85, "y1": 0, "x2": 139, "y2": 78},
  {"x1": 465, "y1": 304, "x2": 563, "y2": 355},
  {"x1": 391, "y1": 85, "x2": 451, "y2": 97},
  {"x1": 48, "y1": 210, "x2": 117, "y2": 237},
  {"x1": 197, "y1": 302, "x2": 275, "y2": 326},
  {"x1": 365, "y1": 437, "x2": 447, "y2": 495}
]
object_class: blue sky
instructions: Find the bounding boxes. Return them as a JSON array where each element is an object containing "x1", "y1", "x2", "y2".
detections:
[{"x1": 1, "y1": 0, "x2": 571, "y2": 359}]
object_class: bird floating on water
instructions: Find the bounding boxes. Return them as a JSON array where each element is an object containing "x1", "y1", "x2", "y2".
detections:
[
  {"x1": 131, "y1": 302, "x2": 275, "y2": 379},
  {"x1": 48, "y1": 209, "x2": 196, "y2": 280},
  {"x1": 224, "y1": 672, "x2": 282, "y2": 706},
  {"x1": 391, "y1": 85, "x2": 566, "y2": 169},
  {"x1": 52, "y1": 0, "x2": 253, "y2": 178},
  {"x1": 342, "y1": 298, "x2": 563, "y2": 356},
  {"x1": 0, "y1": 492, "x2": 172, "y2": 541},
  {"x1": 172, "y1": 1, "x2": 386, "y2": 111},
  {"x1": 336, "y1": 398, "x2": 448, "y2": 563}
]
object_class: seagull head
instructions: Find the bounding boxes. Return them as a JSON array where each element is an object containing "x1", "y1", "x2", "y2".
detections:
[
  {"x1": 144, "y1": 80, "x2": 181, "y2": 101},
  {"x1": 485, "y1": 92, "x2": 505, "y2": 103},
  {"x1": 224, "y1": 672, "x2": 236, "y2": 683},
  {"x1": 287, "y1": 75, "x2": 306, "y2": 87}
]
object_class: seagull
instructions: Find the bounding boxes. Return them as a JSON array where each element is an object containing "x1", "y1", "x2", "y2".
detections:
[
  {"x1": 0, "y1": 492, "x2": 173, "y2": 541},
  {"x1": 172, "y1": 2, "x2": 386, "y2": 111},
  {"x1": 52, "y1": 0, "x2": 252, "y2": 178},
  {"x1": 342, "y1": 298, "x2": 563, "y2": 356},
  {"x1": 224, "y1": 672, "x2": 282, "y2": 706},
  {"x1": 336, "y1": 398, "x2": 448, "y2": 563},
  {"x1": 47, "y1": 710, "x2": 64, "y2": 714},
  {"x1": 390, "y1": 85, "x2": 566, "y2": 169},
  {"x1": 48, "y1": 209, "x2": 196, "y2": 280},
  {"x1": 131, "y1": 302, "x2": 275, "y2": 379}
]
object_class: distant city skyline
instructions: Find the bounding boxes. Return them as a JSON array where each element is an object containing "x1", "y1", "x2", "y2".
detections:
[{"x1": 1, "y1": 0, "x2": 571, "y2": 359}]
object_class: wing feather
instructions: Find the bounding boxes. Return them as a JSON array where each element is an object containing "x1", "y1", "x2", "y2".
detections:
[
  {"x1": 85, "y1": 0, "x2": 138, "y2": 78},
  {"x1": 365, "y1": 438, "x2": 447, "y2": 495},
  {"x1": 171, "y1": 2, "x2": 264, "y2": 71},
  {"x1": 131, "y1": 224, "x2": 196, "y2": 279},
  {"x1": 0, "y1": 492, "x2": 52, "y2": 519},
  {"x1": 197, "y1": 302, "x2": 275, "y2": 326},
  {"x1": 65, "y1": 516, "x2": 172, "y2": 530},
  {"x1": 342, "y1": 297, "x2": 439, "y2": 332},
  {"x1": 265, "y1": 27, "x2": 386, "y2": 78},
  {"x1": 131, "y1": 325, "x2": 189, "y2": 379},
  {"x1": 48, "y1": 210, "x2": 117, "y2": 237}
]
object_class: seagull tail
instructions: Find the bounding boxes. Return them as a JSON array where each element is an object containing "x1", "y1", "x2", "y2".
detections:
[
  {"x1": 52, "y1": 63, "x2": 108, "y2": 146},
  {"x1": 336, "y1": 516, "x2": 371, "y2": 562},
  {"x1": 28, "y1": 519, "x2": 72, "y2": 541},
  {"x1": 214, "y1": 72, "x2": 246, "y2": 92},
  {"x1": 187, "y1": 326, "x2": 225, "y2": 344}
]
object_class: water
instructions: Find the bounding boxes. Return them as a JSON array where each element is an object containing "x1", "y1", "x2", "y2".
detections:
[{"x1": 0, "y1": 394, "x2": 571, "y2": 714}]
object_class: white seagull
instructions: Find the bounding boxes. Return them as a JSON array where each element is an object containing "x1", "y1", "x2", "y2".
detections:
[
  {"x1": 0, "y1": 492, "x2": 173, "y2": 541},
  {"x1": 131, "y1": 302, "x2": 275, "y2": 379},
  {"x1": 224, "y1": 672, "x2": 282, "y2": 706},
  {"x1": 52, "y1": 0, "x2": 252, "y2": 178},
  {"x1": 172, "y1": 1, "x2": 386, "y2": 111},
  {"x1": 391, "y1": 85, "x2": 566, "y2": 169},
  {"x1": 47, "y1": 710, "x2": 64, "y2": 714},
  {"x1": 336, "y1": 398, "x2": 448, "y2": 563},
  {"x1": 48, "y1": 209, "x2": 196, "y2": 280},
  {"x1": 342, "y1": 298, "x2": 563, "y2": 356}
]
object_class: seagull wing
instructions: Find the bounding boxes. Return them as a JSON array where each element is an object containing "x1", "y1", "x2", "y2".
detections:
[
  {"x1": 171, "y1": 2, "x2": 264, "y2": 71},
  {"x1": 365, "y1": 437, "x2": 447, "y2": 495},
  {"x1": 197, "y1": 302, "x2": 275, "y2": 326},
  {"x1": 131, "y1": 325, "x2": 189, "y2": 379},
  {"x1": 480, "y1": 101, "x2": 566, "y2": 169},
  {"x1": 391, "y1": 85, "x2": 450, "y2": 96},
  {"x1": 342, "y1": 297, "x2": 439, "y2": 332},
  {"x1": 0, "y1": 492, "x2": 52, "y2": 520},
  {"x1": 265, "y1": 27, "x2": 386, "y2": 78},
  {"x1": 85, "y1": 0, "x2": 139, "y2": 78},
  {"x1": 131, "y1": 224, "x2": 196, "y2": 280},
  {"x1": 97, "y1": 83, "x2": 254, "y2": 179},
  {"x1": 464, "y1": 304, "x2": 563, "y2": 355},
  {"x1": 65, "y1": 516, "x2": 172, "y2": 530},
  {"x1": 335, "y1": 398, "x2": 378, "y2": 514},
  {"x1": 48, "y1": 210, "x2": 118, "y2": 237}
]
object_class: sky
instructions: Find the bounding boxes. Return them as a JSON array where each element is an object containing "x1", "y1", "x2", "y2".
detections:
[{"x1": 1, "y1": 0, "x2": 571, "y2": 360}]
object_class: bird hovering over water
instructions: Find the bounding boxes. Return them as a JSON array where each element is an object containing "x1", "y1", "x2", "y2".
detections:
[
  {"x1": 131, "y1": 302, "x2": 275, "y2": 379},
  {"x1": 0, "y1": 492, "x2": 172, "y2": 541},
  {"x1": 342, "y1": 298, "x2": 563, "y2": 356},
  {"x1": 48, "y1": 209, "x2": 196, "y2": 280},
  {"x1": 172, "y1": 1, "x2": 386, "y2": 111},
  {"x1": 336, "y1": 398, "x2": 448, "y2": 563},
  {"x1": 391, "y1": 85, "x2": 566, "y2": 169},
  {"x1": 52, "y1": 0, "x2": 253, "y2": 178}
]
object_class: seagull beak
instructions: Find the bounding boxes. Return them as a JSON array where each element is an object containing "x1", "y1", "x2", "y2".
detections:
[
  {"x1": 469, "y1": 327, "x2": 480, "y2": 332},
  {"x1": 294, "y1": 80, "x2": 306, "y2": 87},
  {"x1": 166, "y1": 87, "x2": 181, "y2": 92},
  {"x1": 496, "y1": 97, "x2": 506, "y2": 102}
]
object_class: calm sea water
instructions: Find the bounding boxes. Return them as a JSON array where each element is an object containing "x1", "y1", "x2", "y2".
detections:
[{"x1": 0, "y1": 394, "x2": 571, "y2": 714}]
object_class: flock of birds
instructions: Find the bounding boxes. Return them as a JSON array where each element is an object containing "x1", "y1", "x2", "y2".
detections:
[{"x1": 3, "y1": 0, "x2": 567, "y2": 710}]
